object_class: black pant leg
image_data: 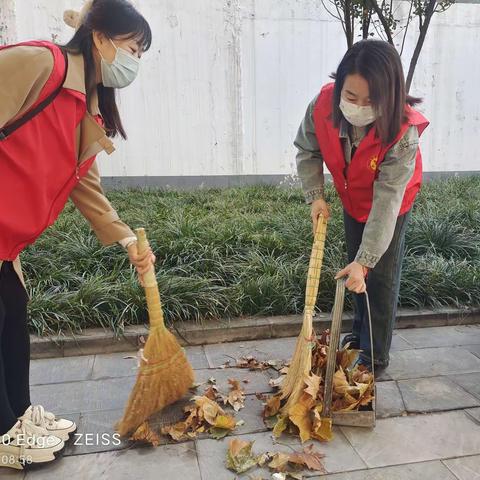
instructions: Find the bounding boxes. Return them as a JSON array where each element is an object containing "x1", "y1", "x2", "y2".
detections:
[
  {"x1": 0, "y1": 261, "x2": 31, "y2": 421},
  {"x1": 0, "y1": 262, "x2": 25, "y2": 435}
]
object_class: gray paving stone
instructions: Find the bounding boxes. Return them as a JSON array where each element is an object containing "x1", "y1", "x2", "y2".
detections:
[
  {"x1": 194, "y1": 367, "x2": 275, "y2": 395},
  {"x1": 0, "y1": 467, "x2": 25, "y2": 478},
  {"x1": 30, "y1": 355, "x2": 95, "y2": 386},
  {"x1": 186, "y1": 345, "x2": 211, "y2": 369},
  {"x1": 398, "y1": 377, "x2": 480, "y2": 413},
  {"x1": 31, "y1": 377, "x2": 136, "y2": 415},
  {"x1": 390, "y1": 334, "x2": 414, "y2": 351},
  {"x1": 205, "y1": 337, "x2": 297, "y2": 368},
  {"x1": 449, "y1": 372, "x2": 480, "y2": 400},
  {"x1": 233, "y1": 394, "x2": 268, "y2": 436},
  {"x1": 64, "y1": 409, "x2": 132, "y2": 456},
  {"x1": 375, "y1": 381, "x2": 406, "y2": 418},
  {"x1": 466, "y1": 407, "x2": 480, "y2": 424},
  {"x1": 340, "y1": 410, "x2": 480, "y2": 468},
  {"x1": 387, "y1": 347, "x2": 480, "y2": 380},
  {"x1": 312, "y1": 460, "x2": 457, "y2": 479},
  {"x1": 91, "y1": 346, "x2": 209, "y2": 380},
  {"x1": 468, "y1": 344, "x2": 480, "y2": 359},
  {"x1": 443, "y1": 455, "x2": 480, "y2": 480},
  {"x1": 24, "y1": 442, "x2": 201, "y2": 480},
  {"x1": 91, "y1": 352, "x2": 139, "y2": 380},
  {"x1": 397, "y1": 325, "x2": 480, "y2": 348},
  {"x1": 196, "y1": 429, "x2": 366, "y2": 479}
]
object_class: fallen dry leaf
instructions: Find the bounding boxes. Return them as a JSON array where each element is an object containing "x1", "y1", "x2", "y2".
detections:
[
  {"x1": 236, "y1": 356, "x2": 272, "y2": 371},
  {"x1": 162, "y1": 395, "x2": 237, "y2": 441},
  {"x1": 270, "y1": 375, "x2": 285, "y2": 388},
  {"x1": 225, "y1": 378, "x2": 246, "y2": 411},
  {"x1": 268, "y1": 452, "x2": 291, "y2": 472},
  {"x1": 226, "y1": 438, "x2": 259, "y2": 473},
  {"x1": 214, "y1": 415, "x2": 237, "y2": 430},
  {"x1": 264, "y1": 394, "x2": 282, "y2": 418},
  {"x1": 129, "y1": 421, "x2": 161, "y2": 446},
  {"x1": 288, "y1": 444, "x2": 325, "y2": 472},
  {"x1": 304, "y1": 374, "x2": 321, "y2": 400},
  {"x1": 288, "y1": 396, "x2": 313, "y2": 443},
  {"x1": 204, "y1": 385, "x2": 219, "y2": 401},
  {"x1": 272, "y1": 415, "x2": 289, "y2": 438}
]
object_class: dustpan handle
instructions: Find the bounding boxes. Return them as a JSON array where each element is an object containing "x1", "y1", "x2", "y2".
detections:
[
  {"x1": 135, "y1": 228, "x2": 165, "y2": 329},
  {"x1": 322, "y1": 278, "x2": 375, "y2": 417},
  {"x1": 323, "y1": 278, "x2": 346, "y2": 417}
]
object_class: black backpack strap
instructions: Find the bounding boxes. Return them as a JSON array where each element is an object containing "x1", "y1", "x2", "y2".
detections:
[{"x1": 0, "y1": 48, "x2": 69, "y2": 141}]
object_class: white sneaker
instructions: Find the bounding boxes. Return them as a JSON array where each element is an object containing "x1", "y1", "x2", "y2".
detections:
[
  {"x1": 18, "y1": 405, "x2": 77, "y2": 442},
  {"x1": 0, "y1": 418, "x2": 64, "y2": 470}
]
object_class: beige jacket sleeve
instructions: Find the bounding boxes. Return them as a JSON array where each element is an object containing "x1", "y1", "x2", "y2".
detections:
[
  {"x1": 69, "y1": 161, "x2": 135, "y2": 245},
  {"x1": 0, "y1": 45, "x2": 54, "y2": 128}
]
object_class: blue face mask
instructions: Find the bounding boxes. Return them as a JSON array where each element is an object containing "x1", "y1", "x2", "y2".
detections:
[{"x1": 99, "y1": 39, "x2": 140, "y2": 89}]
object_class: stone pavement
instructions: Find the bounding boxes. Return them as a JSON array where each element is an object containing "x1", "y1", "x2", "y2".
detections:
[{"x1": 4, "y1": 325, "x2": 480, "y2": 480}]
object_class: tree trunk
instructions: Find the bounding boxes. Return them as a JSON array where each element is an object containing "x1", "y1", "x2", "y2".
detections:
[
  {"x1": 362, "y1": 2, "x2": 371, "y2": 39},
  {"x1": 406, "y1": 0, "x2": 437, "y2": 92},
  {"x1": 368, "y1": 0, "x2": 394, "y2": 44},
  {"x1": 344, "y1": 0, "x2": 354, "y2": 47}
]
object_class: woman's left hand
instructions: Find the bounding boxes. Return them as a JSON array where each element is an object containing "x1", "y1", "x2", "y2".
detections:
[
  {"x1": 127, "y1": 242, "x2": 156, "y2": 284},
  {"x1": 335, "y1": 261, "x2": 368, "y2": 293}
]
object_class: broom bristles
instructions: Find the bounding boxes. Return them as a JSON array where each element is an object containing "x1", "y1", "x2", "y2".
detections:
[
  {"x1": 115, "y1": 326, "x2": 194, "y2": 437},
  {"x1": 279, "y1": 215, "x2": 327, "y2": 412},
  {"x1": 280, "y1": 312, "x2": 313, "y2": 413}
]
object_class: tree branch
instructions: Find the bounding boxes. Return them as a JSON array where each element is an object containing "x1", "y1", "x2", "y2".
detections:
[{"x1": 406, "y1": 0, "x2": 437, "y2": 92}]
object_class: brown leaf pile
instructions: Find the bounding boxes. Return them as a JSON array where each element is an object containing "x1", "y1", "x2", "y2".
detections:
[
  {"x1": 204, "y1": 378, "x2": 246, "y2": 411},
  {"x1": 161, "y1": 395, "x2": 238, "y2": 441},
  {"x1": 263, "y1": 330, "x2": 374, "y2": 443},
  {"x1": 236, "y1": 356, "x2": 278, "y2": 370},
  {"x1": 162, "y1": 378, "x2": 246, "y2": 441},
  {"x1": 226, "y1": 438, "x2": 325, "y2": 477}
]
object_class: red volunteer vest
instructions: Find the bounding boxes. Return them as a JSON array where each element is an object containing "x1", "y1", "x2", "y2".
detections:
[
  {"x1": 312, "y1": 83, "x2": 429, "y2": 222},
  {"x1": 0, "y1": 41, "x2": 97, "y2": 260}
]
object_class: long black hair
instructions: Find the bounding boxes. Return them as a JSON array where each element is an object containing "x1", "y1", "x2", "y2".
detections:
[
  {"x1": 331, "y1": 40, "x2": 421, "y2": 145},
  {"x1": 62, "y1": 0, "x2": 152, "y2": 139}
]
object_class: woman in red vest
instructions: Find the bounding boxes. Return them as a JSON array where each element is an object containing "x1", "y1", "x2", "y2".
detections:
[
  {"x1": 295, "y1": 40, "x2": 429, "y2": 374},
  {"x1": 0, "y1": 0, "x2": 155, "y2": 469}
]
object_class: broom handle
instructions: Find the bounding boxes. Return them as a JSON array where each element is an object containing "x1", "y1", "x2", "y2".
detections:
[
  {"x1": 135, "y1": 228, "x2": 165, "y2": 329},
  {"x1": 304, "y1": 214, "x2": 328, "y2": 314}
]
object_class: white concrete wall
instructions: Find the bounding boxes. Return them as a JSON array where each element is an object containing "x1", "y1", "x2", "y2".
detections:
[{"x1": 4, "y1": 0, "x2": 480, "y2": 179}]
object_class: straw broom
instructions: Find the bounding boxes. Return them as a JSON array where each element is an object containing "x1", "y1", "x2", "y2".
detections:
[
  {"x1": 280, "y1": 214, "x2": 328, "y2": 413},
  {"x1": 115, "y1": 228, "x2": 195, "y2": 438}
]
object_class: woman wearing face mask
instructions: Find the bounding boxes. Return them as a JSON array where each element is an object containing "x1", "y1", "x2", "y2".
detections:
[
  {"x1": 295, "y1": 40, "x2": 429, "y2": 374},
  {"x1": 0, "y1": 0, "x2": 154, "y2": 469}
]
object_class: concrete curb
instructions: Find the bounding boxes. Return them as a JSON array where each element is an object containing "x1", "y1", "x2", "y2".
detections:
[{"x1": 30, "y1": 307, "x2": 480, "y2": 359}]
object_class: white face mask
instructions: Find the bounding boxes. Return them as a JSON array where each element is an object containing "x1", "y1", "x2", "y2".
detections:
[
  {"x1": 340, "y1": 97, "x2": 376, "y2": 127},
  {"x1": 99, "y1": 39, "x2": 140, "y2": 89}
]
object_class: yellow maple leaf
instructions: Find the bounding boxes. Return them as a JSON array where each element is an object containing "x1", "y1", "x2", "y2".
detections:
[
  {"x1": 214, "y1": 415, "x2": 237, "y2": 430},
  {"x1": 312, "y1": 416, "x2": 333, "y2": 442},
  {"x1": 304, "y1": 373, "x2": 321, "y2": 400},
  {"x1": 268, "y1": 452, "x2": 291, "y2": 472},
  {"x1": 333, "y1": 367, "x2": 349, "y2": 395},
  {"x1": 288, "y1": 399, "x2": 313, "y2": 443},
  {"x1": 273, "y1": 415, "x2": 288, "y2": 438}
]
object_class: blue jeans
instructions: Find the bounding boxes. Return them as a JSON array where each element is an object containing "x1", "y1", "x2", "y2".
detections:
[{"x1": 343, "y1": 209, "x2": 411, "y2": 367}]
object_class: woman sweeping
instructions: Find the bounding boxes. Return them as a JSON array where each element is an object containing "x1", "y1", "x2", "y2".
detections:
[
  {"x1": 295, "y1": 40, "x2": 429, "y2": 374},
  {"x1": 0, "y1": 0, "x2": 155, "y2": 469}
]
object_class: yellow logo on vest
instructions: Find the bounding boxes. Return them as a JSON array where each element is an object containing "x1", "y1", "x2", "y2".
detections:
[{"x1": 369, "y1": 156, "x2": 378, "y2": 171}]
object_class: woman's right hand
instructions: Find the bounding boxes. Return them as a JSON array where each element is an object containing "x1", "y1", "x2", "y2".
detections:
[{"x1": 311, "y1": 198, "x2": 330, "y2": 234}]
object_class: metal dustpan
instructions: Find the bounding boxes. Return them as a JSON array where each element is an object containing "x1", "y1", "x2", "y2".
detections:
[{"x1": 323, "y1": 279, "x2": 376, "y2": 428}]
